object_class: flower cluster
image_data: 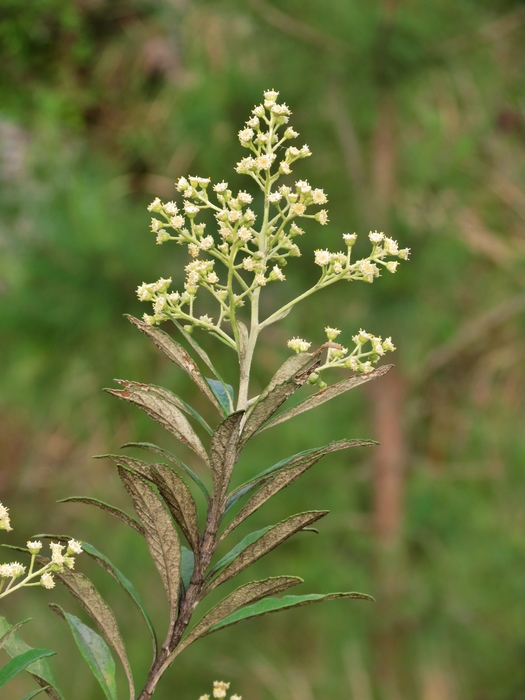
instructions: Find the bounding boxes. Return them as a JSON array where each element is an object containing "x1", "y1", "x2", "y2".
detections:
[
  {"x1": 198, "y1": 680, "x2": 241, "y2": 700},
  {"x1": 0, "y1": 501, "x2": 82, "y2": 598},
  {"x1": 288, "y1": 326, "x2": 396, "y2": 386}
]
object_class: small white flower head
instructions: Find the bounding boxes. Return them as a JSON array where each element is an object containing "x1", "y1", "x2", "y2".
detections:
[
  {"x1": 300, "y1": 144, "x2": 311, "y2": 157},
  {"x1": 0, "y1": 502, "x2": 12, "y2": 532},
  {"x1": 372, "y1": 338, "x2": 385, "y2": 355},
  {"x1": 269, "y1": 265, "x2": 286, "y2": 282},
  {"x1": 254, "y1": 273, "x2": 267, "y2": 286},
  {"x1": 156, "y1": 230, "x2": 171, "y2": 245},
  {"x1": 147, "y1": 197, "x2": 163, "y2": 213},
  {"x1": 292, "y1": 202, "x2": 306, "y2": 216},
  {"x1": 368, "y1": 230, "x2": 384, "y2": 244},
  {"x1": 213, "y1": 181, "x2": 229, "y2": 193},
  {"x1": 237, "y1": 191, "x2": 253, "y2": 205},
  {"x1": 170, "y1": 214, "x2": 185, "y2": 229},
  {"x1": 398, "y1": 248, "x2": 411, "y2": 260},
  {"x1": 184, "y1": 203, "x2": 199, "y2": 217},
  {"x1": 243, "y1": 208, "x2": 256, "y2": 225},
  {"x1": 284, "y1": 126, "x2": 299, "y2": 139},
  {"x1": 295, "y1": 179, "x2": 311, "y2": 194},
  {"x1": 255, "y1": 153, "x2": 275, "y2": 171},
  {"x1": 383, "y1": 237, "x2": 399, "y2": 255},
  {"x1": 357, "y1": 259, "x2": 379, "y2": 282},
  {"x1": 268, "y1": 191, "x2": 282, "y2": 204},
  {"x1": 176, "y1": 177, "x2": 189, "y2": 192},
  {"x1": 345, "y1": 356, "x2": 360, "y2": 372},
  {"x1": 361, "y1": 361, "x2": 373, "y2": 374},
  {"x1": 8, "y1": 562, "x2": 25, "y2": 578},
  {"x1": 312, "y1": 188, "x2": 327, "y2": 204},
  {"x1": 150, "y1": 218, "x2": 162, "y2": 232},
  {"x1": 383, "y1": 337, "x2": 396, "y2": 352},
  {"x1": 315, "y1": 209, "x2": 329, "y2": 225},
  {"x1": 206, "y1": 272, "x2": 219, "y2": 284},
  {"x1": 0, "y1": 564, "x2": 14, "y2": 578},
  {"x1": 246, "y1": 115, "x2": 259, "y2": 128},
  {"x1": 213, "y1": 681, "x2": 230, "y2": 699},
  {"x1": 199, "y1": 314, "x2": 213, "y2": 325},
  {"x1": 27, "y1": 540, "x2": 42, "y2": 554},
  {"x1": 238, "y1": 128, "x2": 254, "y2": 145},
  {"x1": 242, "y1": 257, "x2": 255, "y2": 271},
  {"x1": 287, "y1": 337, "x2": 311, "y2": 354},
  {"x1": 290, "y1": 222, "x2": 304, "y2": 236},
  {"x1": 198, "y1": 696, "x2": 210, "y2": 700},
  {"x1": 343, "y1": 233, "x2": 357, "y2": 246},
  {"x1": 41, "y1": 572, "x2": 55, "y2": 590},
  {"x1": 67, "y1": 540, "x2": 83, "y2": 555},
  {"x1": 252, "y1": 104, "x2": 265, "y2": 117},
  {"x1": 154, "y1": 278, "x2": 172, "y2": 294},
  {"x1": 136, "y1": 283, "x2": 156, "y2": 302},
  {"x1": 385, "y1": 261, "x2": 399, "y2": 273},
  {"x1": 163, "y1": 201, "x2": 178, "y2": 216},
  {"x1": 231, "y1": 695, "x2": 242, "y2": 700},
  {"x1": 189, "y1": 176, "x2": 210, "y2": 188},
  {"x1": 271, "y1": 102, "x2": 291, "y2": 116},
  {"x1": 200, "y1": 236, "x2": 214, "y2": 250},
  {"x1": 237, "y1": 227, "x2": 253, "y2": 243},
  {"x1": 279, "y1": 161, "x2": 292, "y2": 175},
  {"x1": 188, "y1": 243, "x2": 199, "y2": 258},
  {"x1": 228, "y1": 209, "x2": 242, "y2": 223},
  {"x1": 314, "y1": 249, "x2": 332, "y2": 267},
  {"x1": 143, "y1": 314, "x2": 154, "y2": 326},
  {"x1": 325, "y1": 327, "x2": 341, "y2": 341}
]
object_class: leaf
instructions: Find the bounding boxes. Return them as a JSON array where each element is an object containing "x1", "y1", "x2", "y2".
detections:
[
  {"x1": 58, "y1": 497, "x2": 144, "y2": 536},
  {"x1": 0, "y1": 615, "x2": 64, "y2": 700},
  {"x1": 240, "y1": 354, "x2": 318, "y2": 445},
  {"x1": 208, "y1": 592, "x2": 374, "y2": 633},
  {"x1": 261, "y1": 364, "x2": 393, "y2": 432},
  {"x1": 121, "y1": 441, "x2": 209, "y2": 498},
  {"x1": 151, "y1": 464, "x2": 200, "y2": 550},
  {"x1": 94, "y1": 454, "x2": 153, "y2": 479},
  {"x1": 20, "y1": 688, "x2": 51, "y2": 700},
  {"x1": 207, "y1": 511, "x2": 328, "y2": 591},
  {"x1": 105, "y1": 381, "x2": 209, "y2": 464},
  {"x1": 221, "y1": 439, "x2": 374, "y2": 540},
  {"x1": 181, "y1": 547, "x2": 195, "y2": 591},
  {"x1": 0, "y1": 618, "x2": 31, "y2": 651},
  {"x1": 50, "y1": 607, "x2": 118, "y2": 700},
  {"x1": 118, "y1": 467, "x2": 180, "y2": 631},
  {"x1": 174, "y1": 576, "x2": 302, "y2": 656},
  {"x1": 79, "y1": 541, "x2": 157, "y2": 660},
  {"x1": 205, "y1": 378, "x2": 234, "y2": 416},
  {"x1": 126, "y1": 315, "x2": 223, "y2": 413},
  {"x1": 209, "y1": 526, "x2": 273, "y2": 577},
  {"x1": 49, "y1": 567, "x2": 134, "y2": 700},
  {"x1": 0, "y1": 649, "x2": 56, "y2": 690},
  {"x1": 209, "y1": 411, "x2": 245, "y2": 499}
]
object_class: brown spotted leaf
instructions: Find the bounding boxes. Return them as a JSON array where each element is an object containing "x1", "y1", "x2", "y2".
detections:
[
  {"x1": 105, "y1": 381, "x2": 209, "y2": 464},
  {"x1": 260, "y1": 365, "x2": 393, "y2": 433},
  {"x1": 240, "y1": 354, "x2": 318, "y2": 445},
  {"x1": 151, "y1": 464, "x2": 200, "y2": 550},
  {"x1": 210, "y1": 411, "x2": 245, "y2": 499},
  {"x1": 207, "y1": 511, "x2": 328, "y2": 591},
  {"x1": 118, "y1": 467, "x2": 180, "y2": 631},
  {"x1": 175, "y1": 576, "x2": 302, "y2": 655},
  {"x1": 126, "y1": 315, "x2": 223, "y2": 413},
  {"x1": 221, "y1": 439, "x2": 374, "y2": 540},
  {"x1": 58, "y1": 496, "x2": 144, "y2": 536}
]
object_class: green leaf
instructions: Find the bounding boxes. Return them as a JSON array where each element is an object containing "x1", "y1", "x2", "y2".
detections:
[
  {"x1": 261, "y1": 364, "x2": 392, "y2": 432},
  {"x1": 240, "y1": 354, "x2": 318, "y2": 445},
  {"x1": 209, "y1": 525, "x2": 273, "y2": 578},
  {"x1": 20, "y1": 688, "x2": 51, "y2": 700},
  {"x1": 48, "y1": 567, "x2": 134, "y2": 699},
  {"x1": 205, "y1": 378, "x2": 234, "y2": 416},
  {"x1": 0, "y1": 616, "x2": 64, "y2": 700},
  {"x1": 79, "y1": 541, "x2": 158, "y2": 660},
  {"x1": 118, "y1": 467, "x2": 180, "y2": 631},
  {"x1": 208, "y1": 592, "x2": 374, "y2": 633},
  {"x1": 207, "y1": 511, "x2": 328, "y2": 591},
  {"x1": 121, "y1": 442, "x2": 209, "y2": 498},
  {"x1": 0, "y1": 649, "x2": 56, "y2": 690},
  {"x1": 58, "y1": 496, "x2": 144, "y2": 535},
  {"x1": 0, "y1": 618, "x2": 31, "y2": 651},
  {"x1": 50, "y1": 607, "x2": 118, "y2": 700},
  {"x1": 180, "y1": 547, "x2": 195, "y2": 591},
  {"x1": 209, "y1": 411, "x2": 245, "y2": 499},
  {"x1": 126, "y1": 315, "x2": 223, "y2": 413},
  {"x1": 105, "y1": 380, "x2": 209, "y2": 464},
  {"x1": 221, "y1": 439, "x2": 375, "y2": 540},
  {"x1": 174, "y1": 576, "x2": 302, "y2": 656},
  {"x1": 152, "y1": 464, "x2": 200, "y2": 550}
]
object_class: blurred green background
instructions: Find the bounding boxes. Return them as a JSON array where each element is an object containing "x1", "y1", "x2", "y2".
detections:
[{"x1": 1, "y1": 1, "x2": 525, "y2": 698}]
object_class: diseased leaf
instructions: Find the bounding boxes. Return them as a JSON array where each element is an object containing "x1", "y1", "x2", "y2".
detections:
[
  {"x1": 261, "y1": 365, "x2": 393, "y2": 432},
  {"x1": 49, "y1": 567, "x2": 134, "y2": 699},
  {"x1": 58, "y1": 497, "x2": 144, "y2": 536},
  {"x1": 50, "y1": 607, "x2": 117, "y2": 700},
  {"x1": 118, "y1": 467, "x2": 180, "y2": 631},
  {"x1": 0, "y1": 649, "x2": 56, "y2": 690},
  {"x1": 0, "y1": 619, "x2": 31, "y2": 651},
  {"x1": 208, "y1": 592, "x2": 374, "y2": 632},
  {"x1": 0, "y1": 616, "x2": 64, "y2": 700},
  {"x1": 79, "y1": 542, "x2": 157, "y2": 660},
  {"x1": 210, "y1": 411, "x2": 245, "y2": 499},
  {"x1": 209, "y1": 526, "x2": 273, "y2": 577},
  {"x1": 106, "y1": 381, "x2": 209, "y2": 464},
  {"x1": 241, "y1": 354, "x2": 318, "y2": 445},
  {"x1": 221, "y1": 440, "x2": 374, "y2": 540},
  {"x1": 175, "y1": 576, "x2": 302, "y2": 656},
  {"x1": 121, "y1": 442, "x2": 209, "y2": 498},
  {"x1": 151, "y1": 464, "x2": 200, "y2": 550},
  {"x1": 207, "y1": 511, "x2": 328, "y2": 591},
  {"x1": 206, "y1": 379, "x2": 234, "y2": 416},
  {"x1": 95, "y1": 454, "x2": 153, "y2": 478},
  {"x1": 180, "y1": 547, "x2": 195, "y2": 591},
  {"x1": 126, "y1": 315, "x2": 223, "y2": 412}
]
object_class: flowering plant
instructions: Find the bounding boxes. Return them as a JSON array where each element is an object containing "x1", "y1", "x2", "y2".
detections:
[{"x1": 0, "y1": 90, "x2": 408, "y2": 699}]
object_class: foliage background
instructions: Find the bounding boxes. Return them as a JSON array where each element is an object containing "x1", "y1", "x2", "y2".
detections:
[{"x1": 1, "y1": 1, "x2": 525, "y2": 698}]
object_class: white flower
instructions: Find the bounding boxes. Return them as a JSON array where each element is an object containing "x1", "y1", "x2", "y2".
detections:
[
  {"x1": 228, "y1": 210, "x2": 242, "y2": 223},
  {"x1": 243, "y1": 257, "x2": 255, "y2": 271},
  {"x1": 385, "y1": 261, "x2": 399, "y2": 273},
  {"x1": 292, "y1": 202, "x2": 306, "y2": 216},
  {"x1": 246, "y1": 116, "x2": 259, "y2": 128},
  {"x1": 357, "y1": 259, "x2": 379, "y2": 282},
  {"x1": 170, "y1": 215, "x2": 185, "y2": 228},
  {"x1": 255, "y1": 154, "x2": 275, "y2": 170},
  {"x1": 268, "y1": 191, "x2": 282, "y2": 204},
  {"x1": 200, "y1": 236, "x2": 214, "y2": 250},
  {"x1": 213, "y1": 181, "x2": 228, "y2": 193},
  {"x1": 156, "y1": 230, "x2": 171, "y2": 245},
  {"x1": 206, "y1": 272, "x2": 219, "y2": 284},
  {"x1": 136, "y1": 283, "x2": 156, "y2": 302},
  {"x1": 271, "y1": 102, "x2": 291, "y2": 116},
  {"x1": 368, "y1": 230, "x2": 384, "y2": 244},
  {"x1": 0, "y1": 564, "x2": 14, "y2": 578},
  {"x1": 147, "y1": 197, "x2": 163, "y2": 212},
  {"x1": 287, "y1": 337, "x2": 311, "y2": 353},
  {"x1": 198, "y1": 696, "x2": 210, "y2": 700},
  {"x1": 153, "y1": 278, "x2": 172, "y2": 293},
  {"x1": 383, "y1": 237, "x2": 399, "y2": 255},
  {"x1": 238, "y1": 128, "x2": 254, "y2": 144},
  {"x1": 0, "y1": 502, "x2": 12, "y2": 532},
  {"x1": 143, "y1": 314, "x2": 154, "y2": 325},
  {"x1": 163, "y1": 201, "x2": 178, "y2": 216},
  {"x1": 300, "y1": 144, "x2": 311, "y2": 157},
  {"x1": 199, "y1": 315, "x2": 213, "y2": 324},
  {"x1": 290, "y1": 222, "x2": 304, "y2": 236},
  {"x1": 237, "y1": 227, "x2": 253, "y2": 242},
  {"x1": 284, "y1": 127, "x2": 299, "y2": 139},
  {"x1": 27, "y1": 540, "x2": 42, "y2": 554},
  {"x1": 189, "y1": 176, "x2": 210, "y2": 187},
  {"x1": 8, "y1": 562, "x2": 25, "y2": 578},
  {"x1": 252, "y1": 104, "x2": 265, "y2": 117},
  {"x1": 254, "y1": 273, "x2": 267, "y2": 286},
  {"x1": 383, "y1": 337, "x2": 396, "y2": 352},
  {"x1": 295, "y1": 180, "x2": 311, "y2": 193},
  {"x1": 398, "y1": 248, "x2": 410, "y2": 260},
  {"x1": 314, "y1": 249, "x2": 332, "y2": 266},
  {"x1": 325, "y1": 327, "x2": 341, "y2": 341},
  {"x1": 176, "y1": 177, "x2": 189, "y2": 192},
  {"x1": 150, "y1": 218, "x2": 162, "y2": 232},
  {"x1": 264, "y1": 89, "x2": 279, "y2": 101},
  {"x1": 237, "y1": 191, "x2": 253, "y2": 204},
  {"x1": 41, "y1": 572, "x2": 55, "y2": 589},
  {"x1": 279, "y1": 161, "x2": 292, "y2": 174},
  {"x1": 213, "y1": 681, "x2": 230, "y2": 698},
  {"x1": 184, "y1": 203, "x2": 199, "y2": 216},
  {"x1": 312, "y1": 188, "x2": 327, "y2": 204},
  {"x1": 231, "y1": 696, "x2": 242, "y2": 700},
  {"x1": 315, "y1": 209, "x2": 329, "y2": 225},
  {"x1": 343, "y1": 233, "x2": 357, "y2": 246},
  {"x1": 188, "y1": 243, "x2": 199, "y2": 258},
  {"x1": 270, "y1": 265, "x2": 286, "y2": 281}
]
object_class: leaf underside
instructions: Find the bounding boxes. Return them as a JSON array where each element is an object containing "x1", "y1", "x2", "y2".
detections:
[
  {"x1": 209, "y1": 411, "x2": 245, "y2": 499},
  {"x1": 151, "y1": 464, "x2": 200, "y2": 550},
  {"x1": 58, "y1": 496, "x2": 144, "y2": 536}
]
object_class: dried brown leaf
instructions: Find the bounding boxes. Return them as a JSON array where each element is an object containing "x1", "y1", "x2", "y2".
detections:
[
  {"x1": 152, "y1": 464, "x2": 200, "y2": 550},
  {"x1": 210, "y1": 411, "x2": 245, "y2": 499}
]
